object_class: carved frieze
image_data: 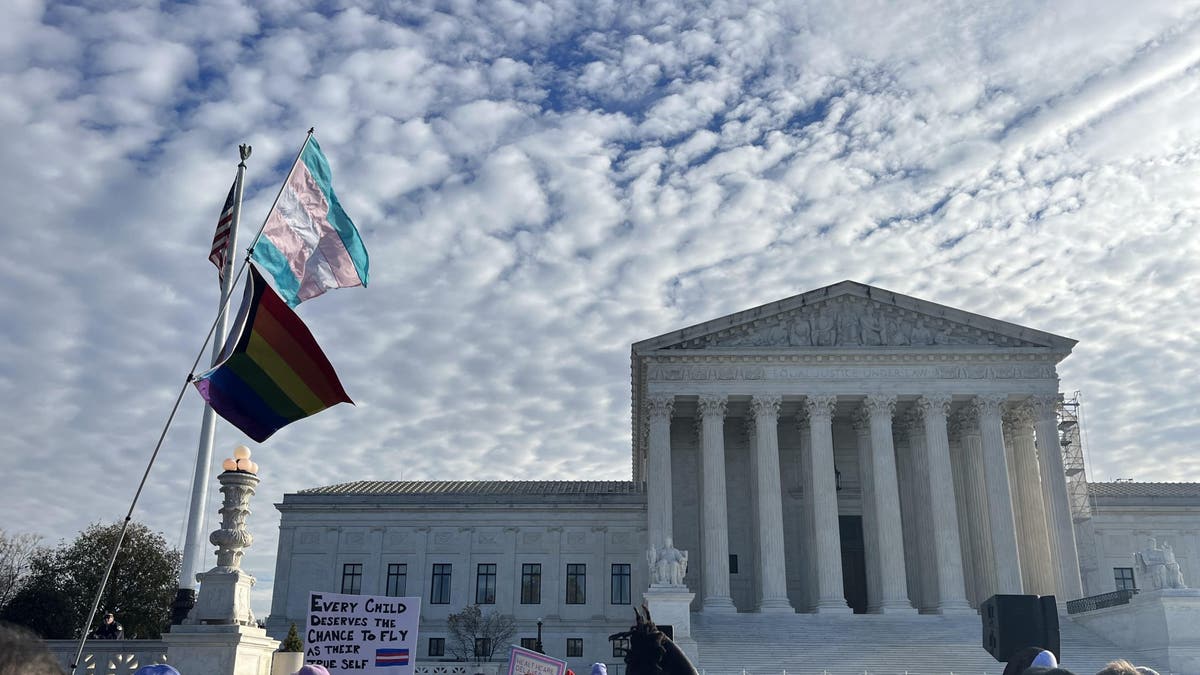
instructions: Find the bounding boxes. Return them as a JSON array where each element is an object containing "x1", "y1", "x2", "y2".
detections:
[
  {"x1": 646, "y1": 362, "x2": 1056, "y2": 383},
  {"x1": 665, "y1": 295, "x2": 1042, "y2": 350}
]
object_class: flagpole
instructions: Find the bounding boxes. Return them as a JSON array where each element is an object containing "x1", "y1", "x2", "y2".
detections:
[
  {"x1": 171, "y1": 143, "x2": 252, "y2": 623},
  {"x1": 68, "y1": 131, "x2": 317, "y2": 673}
]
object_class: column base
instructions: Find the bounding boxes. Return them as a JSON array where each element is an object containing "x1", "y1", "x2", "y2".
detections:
[
  {"x1": 701, "y1": 595, "x2": 737, "y2": 613},
  {"x1": 755, "y1": 598, "x2": 795, "y2": 613},
  {"x1": 934, "y1": 600, "x2": 976, "y2": 616},
  {"x1": 874, "y1": 600, "x2": 918, "y2": 615},
  {"x1": 814, "y1": 599, "x2": 853, "y2": 615}
]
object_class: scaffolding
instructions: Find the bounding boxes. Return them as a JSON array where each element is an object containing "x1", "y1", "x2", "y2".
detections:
[{"x1": 1058, "y1": 391, "x2": 1093, "y2": 522}]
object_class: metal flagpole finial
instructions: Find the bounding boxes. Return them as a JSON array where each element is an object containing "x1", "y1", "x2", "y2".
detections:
[
  {"x1": 239, "y1": 144, "x2": 252, "y2": 164},
  {"x1": 307, "y1": 127, "x2": 315, "y2": 135}
]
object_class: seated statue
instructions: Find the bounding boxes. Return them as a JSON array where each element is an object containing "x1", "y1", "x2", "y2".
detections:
[
  {"x1": 647, "y1": 538, "x2": 689, "y2": 587},
  {"x1": 1135, "y1": 537, "x2": 1188, "y2": 590}
]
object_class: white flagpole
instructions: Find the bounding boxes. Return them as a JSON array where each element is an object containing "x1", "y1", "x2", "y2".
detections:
[{"x1": 171, "y1": 143, "x2": 252, "y2": 622}]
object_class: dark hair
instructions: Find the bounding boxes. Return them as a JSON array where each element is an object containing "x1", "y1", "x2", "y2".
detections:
[
  {"x1": 0, "y1": 621, "x2": 65, "y2": 675},
  {"x1": 1020, "y1": 668, "x2": 1077, "y2": 675}
]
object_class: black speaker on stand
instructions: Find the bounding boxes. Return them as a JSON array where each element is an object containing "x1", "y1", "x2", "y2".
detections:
[{"x1": 981, "y1": 594, "x2": 1059, "y2": 663}]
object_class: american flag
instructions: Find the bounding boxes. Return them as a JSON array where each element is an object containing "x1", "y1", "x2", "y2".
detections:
[{"x1": 209, "y1": 180, "x2": 237, "y2": 279}]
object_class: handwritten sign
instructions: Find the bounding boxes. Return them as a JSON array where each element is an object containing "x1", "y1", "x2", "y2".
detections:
[
  {"x1": 305, "y1": 591, "x2": 421, "y2": 675},
  {"x1": 507, "y1": 645, "x2": 567, "y2": 675}
]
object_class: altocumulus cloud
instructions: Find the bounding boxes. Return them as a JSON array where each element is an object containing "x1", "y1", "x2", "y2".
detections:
[{"x1": 1, "y1": 0, "x2": 1198, "y2": 615}]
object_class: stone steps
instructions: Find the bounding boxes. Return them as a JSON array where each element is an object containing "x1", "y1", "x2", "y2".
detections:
[{"x1": 688, "y1": 612, "x2": 1172, "y2": 675}]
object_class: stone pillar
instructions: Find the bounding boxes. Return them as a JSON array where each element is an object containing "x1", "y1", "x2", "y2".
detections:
[
  {"x1": 1005, "y1": 402, "x2": 1057, "y2": 596},
  {"x1": 805, "y1": 395, "x2": 851, "y2": 613},
  {"x1": 698, "y1": 395, "x2": 736, "y2": 612},
  {"x1": 795, "y1": 412, "x2": 818, "y2": 612},
  {"x1": 850, "y1": 409, "x2": 881, "y2": 612},
  {"x1": 954, "y1": 406, "x2": 996, "y2": 606},
  {"x1": 1032, "y1": 395, "x2": 1085, "y2": 601},
  {"x1": 750, "y1": 395, "x2": 793, "y2": 612},
  {"x1": 646, "y1": 394, "x2": 675, "y2": 552},
  {"x1": 946, "y1": 428, "x2": 978, "y2": 607},
  {"x1": 976, "y1": 395, "x2": 1023, "y2": 594},
  {"x1": 897, "y1": 411, "x2": 933, "y2": 611},
  {"x1": 863, "y1": 395, "x2": 916, "y2": 613},
  {"x1": 917, "y1": 395, "x2": 973, "y2": 614}
]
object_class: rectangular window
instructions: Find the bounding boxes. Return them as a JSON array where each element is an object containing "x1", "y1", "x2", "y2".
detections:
[
  {"x1": 566, "y1": 564, "x2": 586, "y2": 604},
  {"x1": 1115, "y1": 567, "x2": 1136, "y2": 591},
  {"x1": 430, "y1": 563, "x2": 452, "y2": 604},
  {"x1": 341, "y1": 563, "x2": 362, "y2": 594},
  {"x1": 729, "y1": 554, "x2": 739, "y2": 574},
  {"x1": 613, "y1": 637, "x2": 630, "y2": 658},
  {"x1": 476, "y1": 563, "x2": 497, "y2": 604},
  {"x1": 521, "y1": 563, "x2": 542, "y2": 604},
  {"x1": 386, "y1": 563, "x2": 407, "y2": 597},
  {"x1": 566, "y1": 638, "x2": 583, "y2": 658},
  {"x1": 475, "y1": 637, "x2": 492, "y2": 658},
  {"x1": 611, "y1": 563, "x2": 631, "y2": 604},
  {"x1": 520, "y1": 638, "x2": 539, "y2": 651},
  {"x1": 428, "y1": 637, "x2": 445, "y2": 657}
]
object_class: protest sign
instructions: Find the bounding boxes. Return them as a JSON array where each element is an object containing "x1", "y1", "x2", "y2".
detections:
[
  {"x1": 506, "y1": 645, "x2": 567, "y2": 675},
  {"x1": 305, "y1": 591, "x2": 421, "y2": 674}
]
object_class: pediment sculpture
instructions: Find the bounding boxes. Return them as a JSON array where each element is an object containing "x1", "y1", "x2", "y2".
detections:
[{"x1": 668, "y1": 296, "x2": 1041, "y2": 349}]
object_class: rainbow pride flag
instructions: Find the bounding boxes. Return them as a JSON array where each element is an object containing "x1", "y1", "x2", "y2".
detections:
[{"x1": 193, "y1": 265, "x2": 352, "y2": 441}]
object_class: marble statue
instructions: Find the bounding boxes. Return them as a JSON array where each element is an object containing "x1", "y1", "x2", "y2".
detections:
[
  {"x1": 1135, "y1": 537, "x2": 1188, "y2": 590},
  {"x1": 647, "y1": 538, "x2": 688, "y2": 586}
]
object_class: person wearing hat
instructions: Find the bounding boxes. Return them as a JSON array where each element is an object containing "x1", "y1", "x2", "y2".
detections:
[
  {"x1": 295, "y1": 666, "x2": 331, "y2": 675},
  {"x1": 92, "y1": 613, "x2": 124, "y2": 640},
  {"x1": 132, "y1": 666, "x2": 181, "y2": 675}
]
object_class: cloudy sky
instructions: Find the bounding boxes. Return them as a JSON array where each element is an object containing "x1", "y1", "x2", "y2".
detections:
[{"x1": 3, "y1": 0, "x2": 1199, "y2": 617}]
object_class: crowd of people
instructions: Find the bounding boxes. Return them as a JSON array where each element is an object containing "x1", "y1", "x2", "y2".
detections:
[{"x1": 0, "y1": 612, "x2": 1174, "y2": 675}]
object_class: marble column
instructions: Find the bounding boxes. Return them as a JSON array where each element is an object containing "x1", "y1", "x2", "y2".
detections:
[
  {"x1": 954, "y1": 406, "x2": 996, "y2": 606},
  {"x1": 917, "y1": 394, "x2": 973, "y2": 613},
  {"x1": 897, "y1": 410, "x2": 933, "y2": 611},
  {"x1": 976, "y1": 395, "x2": 1023, "y2": 594},
  {"x1": 698, "y1": 395, "x2": 736, "y2": 612},
  {"x1": 1005, "y1": 403, "x2": 1056, "y2": 596},
  {"x1": 750, "y1": 395, "x2": 793, "y2": 612},
  {"x1": 852, "y1": 409, "x2": 882, "y2": 613},
  {"x1": 863, "y1": 395, "x2": 915, "y2": 613},
  {"x1": 646, "y1": 394, "x2": 675, "y2": 552},
  {"x1": 805, "y1": 395, "x2": 851, "y2": 613},
  {"x1": 795, "y1": 413, "x2": 818, "y2": 612},
  {"x1": 1032, "y1": 395, "x2": 1085, "y2": 601},
  {"x1": 946, "y1": 429, "x2": 978, "y2": 607}
]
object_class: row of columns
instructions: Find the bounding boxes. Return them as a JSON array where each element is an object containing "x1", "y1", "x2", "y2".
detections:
[{"x1": 644, "y1": 392, "x2": 1083, "y2": 614}]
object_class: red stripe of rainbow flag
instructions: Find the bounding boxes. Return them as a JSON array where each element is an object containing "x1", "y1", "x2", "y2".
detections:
[{"x1": 194, "y1": 265, "x2": 352, "y2": 442}]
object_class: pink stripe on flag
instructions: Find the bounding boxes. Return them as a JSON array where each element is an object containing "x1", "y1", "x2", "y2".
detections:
[{"x1": 259, "y1": 163, "x2": 362, "y2": 301}]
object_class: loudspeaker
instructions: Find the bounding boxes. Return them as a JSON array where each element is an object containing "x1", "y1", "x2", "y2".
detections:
[{"x1": 981, "y1": 594, "x2": 1059, "y2": 662}]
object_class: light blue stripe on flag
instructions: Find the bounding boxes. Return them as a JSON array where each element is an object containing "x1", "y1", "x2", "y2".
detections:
[{"x1": 302, "y1": 138, "x2": 369, "y2": 287}]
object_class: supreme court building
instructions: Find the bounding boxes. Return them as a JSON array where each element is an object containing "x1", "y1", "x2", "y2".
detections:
[{"x1": 267, "y1": 281, "x2": 1198, "y2": 672}]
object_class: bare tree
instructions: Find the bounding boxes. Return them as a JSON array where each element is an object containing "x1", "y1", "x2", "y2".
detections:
[
  {"x1": 446, "y1": 604, "x2": 517, "y2": 662},
  {"x1": 0, "y1": 530, "x2": 40, "y2": 610}
]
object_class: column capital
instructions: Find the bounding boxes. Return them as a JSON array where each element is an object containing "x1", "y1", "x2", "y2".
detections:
[
  {"x1": 750, "y1": 394, "x2": 782, "y2": 420},
  {"x1": 916, "y1": 393, "x2": 953, "y2": 418},
  {"x1": 646, "y1": 394, "x2": 675, "y2": 420},
  {"x1": 851, "y1": 406, "x2": 872, "y2": 432},
  {"x1": 897, "y1": 408, "x2": 922, "y2": 434},
  {"x1": 863, "y1": 393, "x2": 896, "y2": 418},
  {"x1": 805, "y1": 395, "x2": 837, "y2": 421},
  {"x1": 973, "y1": 393, "x2": 1009, "y2": 418},
  {"x1": 1002, "y1": 401, "x2": 1036, "y2": 434},
  {"x1": 697, "y1": 394, "x2": 728, "y2": 419},
  {"x1": 1029, "y1": 394, "x2": 1060, "y2": 421}
]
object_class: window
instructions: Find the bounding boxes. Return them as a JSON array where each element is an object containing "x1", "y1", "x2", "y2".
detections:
[
  {"x1": 613, "y1": 637, "x2": 630, "y2": 658},
  {"x1": 729, "y1": 554, "x2": 739, "y2": 574},
  {"x1": 566, "y1": 564, "x2": 586, "y2": 604},
  {"x1": 475, "y1": 637, "x2": 492, "y2": 658},
  {"x1": 341, "y1": 563, "x2": 362, "y2": 594},
  {"x1": 521, "y1": 563, "x2": 541, "y2": 604},
  {"x1": 431, "y1": 564, "x2": 452, "y2": 604},
  {"x1": 428, "y1": 637, "x2": 445, "y2": 657},
  {"x1": 566, "y1": 638, "x2": 583, "y2": 658},
  {"x1": 476, "y1": 563, "x2": 497, "y2": 604},
  {"x1": 386, "y1": 563, "x2": 407, "y2": 597},
  {"x1": 611, "y1": 563, "x2": 631, "y2": 604},
  {"x1": 1115, "y1": 567, "x2": 1136, "y2": 591},
  {"x1": 520, "y1": 638, "x2": 539, "y2": 651}
]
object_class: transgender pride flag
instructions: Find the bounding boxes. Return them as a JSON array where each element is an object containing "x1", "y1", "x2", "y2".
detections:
[
  {"x1": 252, "y1": 135, "x2": 369, "y2": 307},
  {"x1": 375, "y1": 647, "x2": 410, "y2": 667}
]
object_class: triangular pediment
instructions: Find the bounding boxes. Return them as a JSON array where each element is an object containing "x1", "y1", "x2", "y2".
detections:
[{"x1": 634, "y1": 281, "x2": 1076, "y2": 352}]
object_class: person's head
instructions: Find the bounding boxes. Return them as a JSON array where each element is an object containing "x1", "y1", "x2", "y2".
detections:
[
  {"x1": 591, "y1": 664, "x2": 608, "y2": 675},
  {"x1": 103, "y1": 613, "x2": 114, "y2": 623},
  {"x1": 1003, "y1": 647, "x2": 1058, "y2": 675},
  {"x1": 1095, "y1": 661, "x2": 1139, "y2": 675},
  {"x1": 1134, "y1": 667, "x2": 1160, "y2": 675},
  {"x1": 132, "y1": 666, "x2": 181, "y2": 675},
  {"x1": 1020, "y1": 668, "x2": 1077, "y2": 675},
  {"x1": 0, "y1": 621, "x2": 65, "y2": 675},
  {"x1": 295, "y1": 666, "x2": 330, "y2": 675}
]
